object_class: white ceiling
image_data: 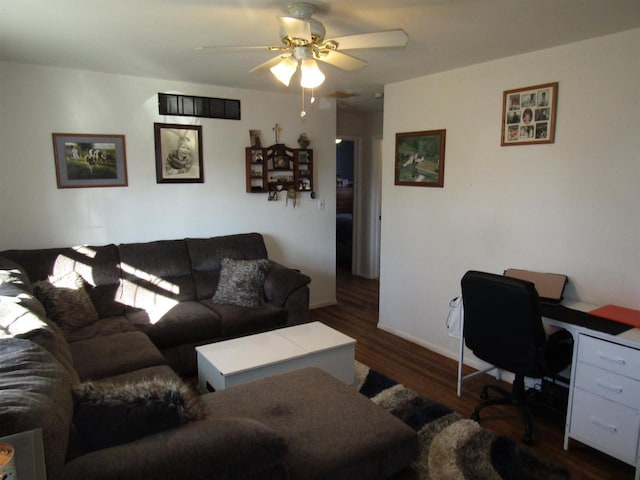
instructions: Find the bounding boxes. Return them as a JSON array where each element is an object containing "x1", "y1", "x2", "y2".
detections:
[{"x1": 2, "y1": 0, "x2": 640, "y2": 112}]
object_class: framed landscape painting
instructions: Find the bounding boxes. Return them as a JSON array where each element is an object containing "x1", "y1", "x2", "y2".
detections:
[
  {"x1": 52, "y1": 133, "x2": 128, "y2": 188},
  {"x1": 395, "y1": 129, "x2": 446, "y2": 187},
  {"x1": 501, "y1": 82, "x2": 558, "y2": 146}
]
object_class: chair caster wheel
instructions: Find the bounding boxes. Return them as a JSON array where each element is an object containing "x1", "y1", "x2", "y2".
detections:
[{"x1": 470, "y1": 412, "x2": 480, "y2": 421}]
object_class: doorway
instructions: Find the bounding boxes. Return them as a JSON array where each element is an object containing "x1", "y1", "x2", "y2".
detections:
[{"x1": 336, "y1": 139, "x2": 354, "y2": 271}]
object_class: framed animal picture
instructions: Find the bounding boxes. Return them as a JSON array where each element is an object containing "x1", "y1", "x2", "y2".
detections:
[{"x1": 52, "y1": 133, "x2": 128, "y2": 188}]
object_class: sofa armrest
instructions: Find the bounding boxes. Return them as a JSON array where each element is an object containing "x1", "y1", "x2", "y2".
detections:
[
  {"x1": 63, "y1": 417, "x2": 288, "y2": 480},
  {"x1": 264, "y1": 261, "x2": 311, "y2": 307}
]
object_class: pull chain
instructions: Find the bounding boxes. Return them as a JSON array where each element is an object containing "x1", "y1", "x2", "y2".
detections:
[{"x1": 300, "y1": 88, "x2": 306, "y2": 118}]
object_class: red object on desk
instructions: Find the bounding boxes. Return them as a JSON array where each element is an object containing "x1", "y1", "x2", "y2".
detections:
[{"x1": 589, "y1": 305, "x2": 640, "y2": 329}]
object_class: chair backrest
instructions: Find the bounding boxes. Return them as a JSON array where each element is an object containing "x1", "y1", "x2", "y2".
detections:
[{"x1": 461, "y1": 270, "x2": 547, "y2": 377}]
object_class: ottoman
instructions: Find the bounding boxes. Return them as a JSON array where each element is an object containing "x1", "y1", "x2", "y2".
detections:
[{"x1": 201, "y1": 367, "x2": 418, "y2": 479}]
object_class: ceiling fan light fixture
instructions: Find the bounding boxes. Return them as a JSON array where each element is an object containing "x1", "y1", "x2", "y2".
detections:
[
  {"x1": 300, "y1": 58, "x2": 325, "y2": 88},
  {"x1": 270, "y1": 56, "x2": 298, "y2": 86}
]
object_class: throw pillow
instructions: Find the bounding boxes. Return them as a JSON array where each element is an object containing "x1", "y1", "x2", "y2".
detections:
[
  {"x1": 32, "y1": 271, "x2": 99, "y2": 332},
  {"x1": 73, "y1": 377, "x2": 205, "y2": 450},
  {"x1": 212, "y1": 258, "x2": 270, "y2": 307}
]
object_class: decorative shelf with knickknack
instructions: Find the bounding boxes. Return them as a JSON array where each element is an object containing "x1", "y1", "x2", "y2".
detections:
[{"x1": 246, "y1": 144, "x2": 313, "y2": 194}]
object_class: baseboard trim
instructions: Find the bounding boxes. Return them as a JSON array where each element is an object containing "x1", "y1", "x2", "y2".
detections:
[
  {"x1": 377, "y1": 323, "x2": 514, "y2": 387},
  {"x1": 310, "y1": 299, "x2": 338, "y2": 310}
]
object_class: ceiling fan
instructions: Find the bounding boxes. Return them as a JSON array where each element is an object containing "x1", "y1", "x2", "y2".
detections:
[{"x1": 196, "y1": 2, "x2": 409, "y2": 89}]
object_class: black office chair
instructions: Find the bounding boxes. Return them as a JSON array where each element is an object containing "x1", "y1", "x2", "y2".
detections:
[{"x1": 460, "y1": 270, "x2": 573, "y2": 444}]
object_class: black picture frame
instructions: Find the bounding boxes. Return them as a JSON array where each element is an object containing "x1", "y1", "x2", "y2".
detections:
[{"x1": 154, "y1": 123, "x2": 204, "y2": 183}]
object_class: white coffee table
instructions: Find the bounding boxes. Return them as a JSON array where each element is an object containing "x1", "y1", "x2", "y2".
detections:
[{"x1": 196, "y1": 322, "x2": 356, "y2": 393}]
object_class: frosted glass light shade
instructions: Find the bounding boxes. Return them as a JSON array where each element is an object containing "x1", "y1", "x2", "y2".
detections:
[
  {"x1": 270, "y1": 57, "x2": 298, "y2": 86},
  {"x1": 300, "y1": 59, "x2": 325, "y2": 88}
]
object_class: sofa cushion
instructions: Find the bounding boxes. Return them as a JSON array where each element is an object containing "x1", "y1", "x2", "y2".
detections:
[
  {"x1": 0, "y1": 282, "x2": 47, "y2": 317},
  {"x1": 64, "y1": 365, "x2": 185, "y2": 461},
  {"x1": 118, "y1": 240, "x2": 197, "y2": 312},
  {"x1": 63, "y1": 418, "x2": 288, "y2": 480},
  {"x1": 201, "y1": 367, "x2": 419, "y2": 480},
  {"x1": 0, "y1": 299, "x2": 79, "y2": 385},
  {"x1": 187, "y1": 234, "x2": 269, "y2": 300},
  {"x1": 0, "y1": 338, "x2": 74, "y2": 480},
  {"x1": 33, "y1": 272, "x2": 99, "y2": 332},
  {"x1": 0, "y1": 245, "x2": 126, "y2": 318},
  {"x1": 127, "y1": 301, "x2": 221, "y2": 349},
  {"x1": 0, "y1": 256, "x2": 33, "y2": 293},
  {"x1": 70, "y1": 331, "x2": 166, "y2": 381},
  {"x1": 0, "y1": 294, "x2": 50, "y2": 340},
  {"x1": 0, "y1": 260, "x2": 79, "y2": 385},
  {"x1": 64, "y1": 315, "x2": 136, "y2": 343},
  {"x1": 212, "y1": 258, "x2": 270, "y2": 307},
  {"x1": 100, "y1": 365, "x2": 182, "y2": 384},
  {"x1": 264, "y1": 261, "x2": 311, "y2": 306},
  {"x1": 73, "y1": 377, "x2": 205, "y2": 450},
  {"x1": 203, "y1": 302, "x2": 288, "y2": 338}
]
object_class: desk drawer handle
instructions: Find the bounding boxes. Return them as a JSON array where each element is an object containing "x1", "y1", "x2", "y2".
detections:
[
  {"x1": 596, "y1": 381, "x2": 623, "y2": 394},
  {"x1": 598, "y1": 353, "x2": 626, "y2": 365},
  {"x1": 591, "y1": 418, "x2": 618, "y2": 433}
]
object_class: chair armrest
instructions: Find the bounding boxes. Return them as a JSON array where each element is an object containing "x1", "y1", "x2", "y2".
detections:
[
  {"x1": 264, "y1": 261, "x2": 311, "y2": 306},
  {"x1": 63, "y1": 417, "x2": 288, "y2": 480}
]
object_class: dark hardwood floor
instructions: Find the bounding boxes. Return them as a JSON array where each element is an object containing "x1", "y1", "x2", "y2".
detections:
[{"x1": 309, "y1": 269, "x2": 635, "y2": 480}]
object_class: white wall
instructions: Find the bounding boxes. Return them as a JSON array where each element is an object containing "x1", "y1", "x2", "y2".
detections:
[
  {"x1": 0, "y1": 62, "x2": 337, "y2": 307},
  {"x1": 380, "y1": 28, "x2": 640, "y2": 361}
]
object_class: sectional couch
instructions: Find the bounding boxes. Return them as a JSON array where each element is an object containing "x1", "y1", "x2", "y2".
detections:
[
  {"x1": 0, "y1": 233, "x2": 311, "y2": 375},
  {"x1": 0, "y1": 233, "x2": 419, "y2": 480}
]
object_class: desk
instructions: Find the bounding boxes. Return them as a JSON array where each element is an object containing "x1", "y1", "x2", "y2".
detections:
[{"x1": 456, "y1": 300, "x2": 640, "y2": 480}]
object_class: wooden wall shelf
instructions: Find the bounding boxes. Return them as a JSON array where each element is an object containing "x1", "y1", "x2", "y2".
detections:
[{"x1": 246, "y1": 144, "x2": 313, "y2": 194}]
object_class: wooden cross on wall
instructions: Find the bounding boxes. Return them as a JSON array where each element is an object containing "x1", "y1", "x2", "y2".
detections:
[{"x1": 273, "y1": 123, "x2": 282, "y2": 144}]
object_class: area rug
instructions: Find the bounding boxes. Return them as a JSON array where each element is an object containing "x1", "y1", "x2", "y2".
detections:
[{"x1": 354, "y1": 362, "x2": 569, "y2": 480}]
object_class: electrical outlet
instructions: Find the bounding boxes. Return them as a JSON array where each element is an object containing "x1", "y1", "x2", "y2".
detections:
[{"x1": 317, "y1": 199, "x2": 326, "y2": 210}]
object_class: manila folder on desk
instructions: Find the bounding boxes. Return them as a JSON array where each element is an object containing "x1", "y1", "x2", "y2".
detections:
[
  {"x1": 590, "y1": 304, "x2": 640, "y2": 329},
  {"x1": 504, "y1": 268, "x2": 567, "y2": 302}
]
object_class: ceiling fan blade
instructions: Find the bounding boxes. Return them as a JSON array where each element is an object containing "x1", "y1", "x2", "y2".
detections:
[
  {"x1": 278, "y1": 16, "x2": 312, "y2": 42},
  {"x1": 330, "y1": 29, "x2": 408, "y2": 50},
  {"x1": 249, "y1": 54, "x2": 293, "y2": 73},
  {"x1": 316, "y1": 50, "x2": 366, "y2": 71},
  {"x1": 195, "y1": 45, "x2": 272, "y2": 54}
]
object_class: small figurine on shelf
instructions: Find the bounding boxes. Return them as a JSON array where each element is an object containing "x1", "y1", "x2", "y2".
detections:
[
  {"x1": 286, "y1": 186, "x2": 297, "y2": 208},
  {"x1": 297, "y1": 132, "x2": 310, "y2": 149}
]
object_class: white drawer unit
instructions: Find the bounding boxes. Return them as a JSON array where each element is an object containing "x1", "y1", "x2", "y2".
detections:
[
  {"x1": 567, "y1": 333, "x2": 640, "y2": 477},
  {"x1": 570, "y1": 388, "x2": 640, "y2": 464},
  {"x1": 578, "y1": 334, "x2": 640, "y2": 377},
  {"x1": 574, "y1": 362, "x2": 640, "y2": 409}
]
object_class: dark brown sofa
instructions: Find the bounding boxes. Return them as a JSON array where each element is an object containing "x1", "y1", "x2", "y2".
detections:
[
  {"x1": 0, "y1": 235, "x2": 419, "y2": 480},
  {"x1": 0, "y1": 233, "x2": 311, "y2": 375}
]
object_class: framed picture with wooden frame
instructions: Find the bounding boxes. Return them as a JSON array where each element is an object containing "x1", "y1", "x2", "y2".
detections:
[
  {"x1": 395, "y1": 129, "x2": 446, "y2": 188},
  {"x1": 501, "y1": 82, "x2": 558, "y2": 146},
  {"x1": 154, "y1": 123, "x2": 204, "y2": 183},
  {"x1": 52, "y1": 133, "x2": 128, "y2": 188}
]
